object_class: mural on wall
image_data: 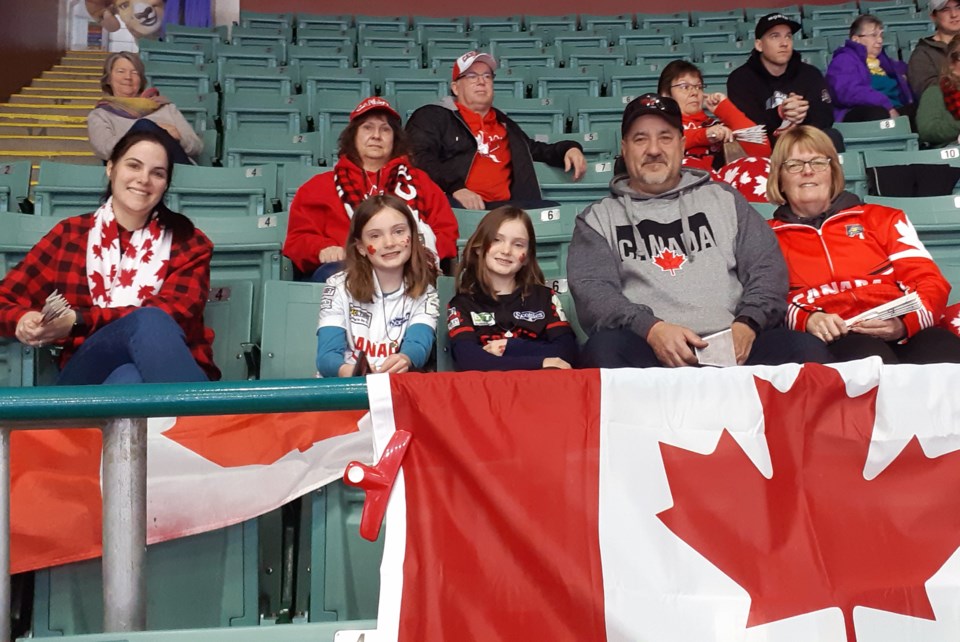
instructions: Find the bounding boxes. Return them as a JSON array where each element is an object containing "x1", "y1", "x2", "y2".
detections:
[{"x1": 84, "y1": 0, "x2": 166, "y2": 41}]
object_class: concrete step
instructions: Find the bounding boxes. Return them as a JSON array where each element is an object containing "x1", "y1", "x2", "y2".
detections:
[
  {"x1": 0, "y1": 123, "x2": 88, "y2": 137},
  {"x1": 21, "y1": 86, "x2": 102, "y2": 97},
  {"x1": 0, "y1": 151, "x2": 99, "y2": 164},
  {"x1": 41, "y1": 70, "x2": 100, "y2": 81},
  {"x1": 9, "y1": 94, "x2": 98, "y2": 106},
  {"x1": 52, "y1": 64, "x2": 101, "y2": 73},
  {"x1": 0, "y1": 135, "x2": 90, "y2": 153},
  {"x1": 0, "y1": 104, "x2": 92, "y2": 117},
  {"x1": 0, "y1": 112, "x2": 87, "y2": 125},
  {"x1": 59, "y1": 56, "x2": 106, "y2": 68},
  {"x1": 31, "y1": 78, "x2": 101, "y2": 90}
]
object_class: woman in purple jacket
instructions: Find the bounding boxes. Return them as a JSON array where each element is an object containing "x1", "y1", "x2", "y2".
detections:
[{"x1": 826, "y1": 15, "x2": 915, "y2": 123}]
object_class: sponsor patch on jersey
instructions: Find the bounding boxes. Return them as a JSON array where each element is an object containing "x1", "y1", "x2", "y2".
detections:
[
  {"x1": 845, "y1": 224, "x2": 864, "y2": 238},
  {"x1": 447, "y1": 306, "x2": 461, "y2": 330},
  {"x1": 471, "y1": 311, "x2": 496, "y2": 326},
  {"x1": 513, "y1": 310, "x2": 546, "y2": 322},
  {"x1": 551, "y1": 294, "x2": 568, "y2": 323},
  {"x1": 320, "y1": 286, "x2": 336, "y2": 310},
  {"x1": 389, "y1": 312, "x2": 411, "y2": 328},
  {"x1": 349, "y1": 305, "x2": 372, "y2": 327}
]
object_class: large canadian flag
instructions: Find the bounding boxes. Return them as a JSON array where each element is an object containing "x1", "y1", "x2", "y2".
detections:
[
  {"x1": 363, "y1": 360, "x2": 960, "y2": 642},
  {"x1": 11, "y1": 410, "x2": 372, "y2": 573}
]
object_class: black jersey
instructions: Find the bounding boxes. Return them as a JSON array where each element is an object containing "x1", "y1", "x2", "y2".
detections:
[{"x1": 447, "y1": 285, "x2": 571, "y2": 345}]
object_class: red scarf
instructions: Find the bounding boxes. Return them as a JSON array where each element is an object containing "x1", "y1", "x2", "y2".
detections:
[
  {"x1": 941, "y1": 76, "x2": 960, "y2": 120},
  {"x1": 333, "y1": 155, "x2": 427, "y2": 219}
]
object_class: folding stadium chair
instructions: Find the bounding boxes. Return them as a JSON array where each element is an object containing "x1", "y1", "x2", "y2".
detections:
[
  {"x1": 301, "y1": 67, "x2": 376, "y2": 115},
  {"x1": 534, "y1": 130, "x2": 620, "y2": 162},
  {"x1": 222, "y1": 131, "x2": 320, "y2": 168},
  {"x1": 860, "y1": 1, "x2": 921, "y2": 17},
  {"x1": 259, "y1": 280, "x2": 326, "y2": 380},
  {"x1": 698, "y1": 61, "x2": 738, "y2": 89},
  {"x1": 691, "y1": 9, "x2": 745, "y2": 28},
  {"x1": 220, "y1": 62, "x2": 296, "y2": 95},
  {"x1": 412, "y1": 16, "x2": 467, "y2": 35},
  {"x1": 358, "y1": 44, "x2": 422, "y2": 69},
  {"x1": 805, "y1": 18, "x2": 856, "y2": 39},
  {"x1": 281, "y1": 163, "x2": 326, "y2": 210},
  {"x1": 167, "y1": 164, "x2": 279, "y2": 217},
  {"x1": 33, "y1": 162, "x2": 106, "y2": 217},
  {"x1": 287, "y1": 44, "x2": 353, "y2": 69},
  {"x1": 582, "y1": 14, "x2": 635, "y2": 32},
  {"x1": 239, "y1": 10, "x2": 294, "y2": 29},
  {"x1": 525, "y1": 14, "x2": 578, "y2": 32},
  {"x1": 571, "y1": 95, "x2": 635, "y2": 133},
  {"x1": 295, "y1": 28, "x2": 354, "y2": 48},
  {"x1": 160, "y1": 90, "x2": 217, "y2": 133},
  {"x1": 681, "y1": 25, "x2": 739, "y2": 46},
  {"x1": 426, "y1": 42, "x2": 482, "y2": 71},
  {"x1": 861, "y1": 147, "x2": 960, "y2": 196},
  {"x1": 197, "y1": 129, "x2": 219, "y2": 167},
  {"x1": 608, "y1": 62, "x2": 668, "y2": 97},
  {"x1": 144, "y1": 62, "x2": 217, "y2": 94},
  {"x1": 863, "y1": 194, "x2": 960, "y2": 267},
  {"x1": 358, "y1": 34, "x2": 418, "y2": 49},
  {"x1": 535, "y1": 160, "x2": 616, "y2": 211},
  {"x1": 488, "y1": 66, "x2": 529, "y2": 98},
  {"x1": 381, "y1": 67, "x2": 448, "y2": 100},
  {"x1": 205, "y1": 280, "x2": 255, "y2": 381},
  {"x1": 639, "y1": 12, "x2": 690, "y2": 29},
  {"x1": 839, "y1": 151, "x2": 869, "y2": 198},
  {"x1": 750, "y1": 201, "x2": 778, "y2": 220},
  {"x1": 697, "y1": 40, "x2": 753, "y2": 63},
  {"x1": 552, "y1": 33, "x2": 612, "y2": 52},
  {"x1": 296, "y1": 14, "x2": 352, "y2": 31},
  {"x1": 138, "y1": 39, "x2": 211, "y2": 66},
  {"x1": 801, "y1": 1, "x2": 859, "y2": 20},
  {"x1": 834, "y1": 116, "x2": 919, "y2": 153},
  {"x1": 222, "y1": 93, "x2": 307, "y2": 135},
  {"x1": 229, "y1": 26, "x2": 293, "y2": 51},
  {"x1": 615, "y1": 27, "x2": 677, "y2": 49},
  {"x1": 0, "y1": 161, "x2": 31, "y2": 213},
  {"x1": 355, "y1": 15, "x2": 410, "y2": 34},
  {"x1": 490, "y1": 96, "x2": 566, "y2": 136},
  {"x1": 534, "y1": 66, "x2": 602, "y2": 99},
  {"x1": 164, "y1": 24, "x2": 228, "y2": 48},
  {"x1": 495, "y1": 46, "x2": 558, "y2": 69},
  {"x1": 468, "y1": 16, "x2": 522, "y2": 40},
  {"x1": 564, "y1": 46, "x2": 628, "y2": 70},
  {"x1": 629, "y1": 43, "x2": 695, "y2": 65},
  {"x1": 214, "y1": 44, "x2": 281, "y2": 78}
]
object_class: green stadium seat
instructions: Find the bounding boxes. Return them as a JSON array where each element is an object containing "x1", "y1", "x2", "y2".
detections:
[
  {"x1": 554, "y1": 290, "x2": 587, "y2": 344},
  {"x1": 0, "y1": 161, "x2": 31, "y2": 213},
  {"x1": 258, "y1": 280, "x2": 324, "y2": 380},
  {"x1": 495, "y1": 46, "x2": 558, "y2": 69},
  {"x1": 534, "y1": 130, "x2": 619, "y2": 163},
  {"x1": 639, "y1": 12, "x2": 690, "y2": 29},
  {"x1": 571, "y1": 94, "x2": 634, "y2": 133},
  {"x1": 468, "y1": 16, "x2": 522, "y2": 40},
  {"x1": 138, "y1": 39, "x2": 211, "y2": 66},
  {"x1": 582, "y1": 14, "x2": 635, "y2": 32},
  {"x1": 751, "y1": 201, "x2": 778, "y2": 220},
  {"x1": 206, "y1": 280, "x2": 255, "y2": 381},
  {"x1": 312, "y1": 92, "x2": 369, "y2": 165},
  {"x1": 381, "y1": 67, "x2": 448, "y2": 99},
  {"x1": 412, "y1": 16, "x2": 467, "y2": 35},
  {"x1": 302, "y1": 67, "x2": 376, "y2": 118},
  {"x1": 564, "y1": 46, "x2": 627, "y2": 69},
  {"x1": 281, "y1": 163, "x2": 326, "y2": 210},
  {"x1": 296, "y1": 14, "x2": 352, "y2": 31},
  {"x1": 488, "y1": 34, "x2": 545, "y2": 52},
  {"x1": 391, "y1": 93, "x2": 429, "y2": 123},
  {"x1": 551, "y1": 32, "x2": 611, "y2": 51},
  {"x1": 197, "y1": 129, "x2": 219, "y2": 167},
  {"x1": 835, "y1": 116, "x2": 919, "y2": 153},
  {"x1": 214, "y1": 44, "x2": 282, "y2": 77},
  {"x1": 839, "y1": 151, "x2": 869, "y2": 198},
  {"x1": 490, "y1": 96, "x2": 566, "y2": 135},
  {"x1": 355, "y1": 15, "x2": 410, "y2": 34},
  {"x1": 163, "y1": 24, "x2": 228, "y2": 48},
  {"x1": 160, "y1": 90, "x2": 217, "y2": 133},
  {"x1": 359, "y1": 34, "x2": 417, "y2": 49},
  {"x1": 222, "y1": 92, "x2": 307, "y2": 134},
  {"x1": 222, "y1": 131, "x2": 320, "y2": 168},
  {"x1": 805, "y1": 17, "x2": 855, "y2": 38},
  {"x1": 306, "y1": 481, "x2": 385, "y2": 621},
  {"x1": 435, "y1": 275, "x2": 457, "y2": 372},
  {"x1": 681, "y1": 24, "x2": 739, "y2": 45},
  {"x1": 608, "y1": 62, "x2": 667, "y2": 96},
  {"x1": 863, "y1": 147, "x2": 960, "y2": 192},
  {"x1": 629, "y1": 42, "x2": 695, "y2": 65},
  {"x1": 861, "y1": 1, "x2": 922, "y2": 17},
  {"x1": 880, "y1": 15, "x2": 934, "y2": 37},
  {"x1": 802, "y1": 2, "x2": 859, "y2": 20},
  {"x1": 534, "y1": 66, "x2": 601, "y2": 99},
  {"x1": 33, "y1": 162, "x2": 106, "y2": 218},
  {"x1": 221, "y1": 62, "x2": 296, "y2": 95},
  {"x1": 862, "y1": 194, "x2": 960, "y2": 267},
  {"x1": 0, "y1": 340, "x2": 28, "y2": 387},
  {"x1": 489, "y1": 66, "x2": 528, "y2": 98},
  {"x1": 616, "y1": 26, "x2": 677, "y2": 48},
  {"x1": 145, "y1": 61, "x2": 217, "y2": 94},
  {"x1": 295, "y1": 28, "x2": 355, "y2": 48},
  {"x1": 525, "y1": 14, "x2": 578, "y2": 31},
  {"x1": 698, "y1": 60, "x2": 738, "y2": 88},
  {"x1": 697, "y1": 40, "x2": 753, "y2": 63},
  {"x1": 535, "y1": 160, "x2": 615, "y2": 211},
  {"x1": 792, "y1": 36, "x2": 831, "y2": 57},
  {"x1": 229, "y1": 25, "x2": 293, "y2": 51},
  {"x1": 239, "y1": 10, "x2": 293, "y2": 29},
  {"x1": 358, "y1": 44, "x2": 422, "y2": 69},
  {"x1": 691, "y1": 9, "x2": 745, "y2": 27},
  {"x1": 168, "y1": 164, "x2": 279, "y2": 217},
  {"x1": 287, "y1": 44, "x2": 353, "y2": 69},
  {"x1": 31, "y1": 520, "x2": 262, "y2": 636}
]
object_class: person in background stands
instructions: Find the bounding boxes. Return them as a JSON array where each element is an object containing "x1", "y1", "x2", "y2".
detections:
[
  {"x1": 728, "y1": 13, "x2": 844, "y2": 151},
  {"x1": 917, "y1": 37, "x2": 960, "y2": 146},
  {"x1": 284, "y1": 97, "x2": 459, "y2": 282},
  {"x1": 87, "y1": 52, "x2": 202, "y2": 165},
  {"x1": 908, "y1": 0, "x2": 960, "y2": 97},
  {"x1": 406, "y1": 50, "x2": 587, "y2": 210}
]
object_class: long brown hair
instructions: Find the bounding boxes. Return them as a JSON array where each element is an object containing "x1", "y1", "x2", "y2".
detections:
[
  {"x1": 942, "y1": 36, "x2": 960, "y2": 91},
  {"x1": 344, "y1": 194, "x2": 438, "y2": 302},
  {"x1": 456, "y1": 206, "x2": 545, "y2": 298}
]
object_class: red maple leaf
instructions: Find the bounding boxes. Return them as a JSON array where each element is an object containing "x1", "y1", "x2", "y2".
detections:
[
  {"x1": 652, "y1": 248, "x2": 686, "y2": 275},
  {"x1": 117, "y1": 268, "x2": 136, "y2": 288},
  {"x1": 89, "y1": 271, "x2": 107, "y2": 301},
  {"x1": 100, "y1": 222, "x2": 119, "y2": 249},
  {"x1": 140, "y1": 248, "x2": 154, "y2": 263},
  {"x1": 91, "y1": 243, "x2": 103, "y2": 259},
  {"x1": 137, "y1": 284, "x2": 154, "y2": 300},
  {"x1": 155, "y1": 259, "x2": 169, "y2": 279},
  {"x1": 657, "y1": 363, "x2": 960, "y2": 642},
  {"x1": 124, "y1": 243, "x2": 138, "y2": 258}
]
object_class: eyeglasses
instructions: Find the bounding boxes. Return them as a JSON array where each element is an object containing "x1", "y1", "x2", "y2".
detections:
[
  {"x1": 856, "y1": 30, "x2": 884, "y2": 39},
  {"x1": 670, "y1": 82, "x2": 705, "y2": 93},
  {"x1": 457, "y1": 72, "x2": 495, "y2": 83},
  {"x1": 782, "y1": 157, "x2": 832, "y2": 173}
]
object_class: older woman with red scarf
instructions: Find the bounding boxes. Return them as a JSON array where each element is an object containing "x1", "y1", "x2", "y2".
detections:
[{"x1": 284, "y1": 97, "x2": 459, "y2": 281}]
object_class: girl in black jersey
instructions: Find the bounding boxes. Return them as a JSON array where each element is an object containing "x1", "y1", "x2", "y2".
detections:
[{"x1": 447, "y1": 206, "x2": 578, "y2": 371}]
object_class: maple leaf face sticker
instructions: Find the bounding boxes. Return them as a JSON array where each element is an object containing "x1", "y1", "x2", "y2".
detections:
[
  {"x1": 656, "y1": 363, "x2": 960, "y2": 642},
  {"x1": 652, "y1": 248, "x2": 687, "y2": 275}
]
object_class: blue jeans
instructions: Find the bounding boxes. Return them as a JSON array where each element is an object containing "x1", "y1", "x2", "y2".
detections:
[{"x1": 57, "y1": 307, "x2": 208, "y2": 385}]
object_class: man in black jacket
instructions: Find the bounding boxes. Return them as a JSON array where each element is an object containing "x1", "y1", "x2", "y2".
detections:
[
  {"x1": 406, "y1": 50, "x2": 586, "y2": 210},
  {"x1": 727, "y1": 13, "x2": 844, "y2": 151}
]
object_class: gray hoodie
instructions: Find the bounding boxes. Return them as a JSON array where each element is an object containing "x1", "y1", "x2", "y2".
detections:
[{"x1": 567, "y1": 169, "x2": 788, "y2": 338}]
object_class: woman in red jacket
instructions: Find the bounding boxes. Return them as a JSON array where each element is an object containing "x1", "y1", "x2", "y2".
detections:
[
  {"x1": 658, "y1": 60, "x2": 772, "y2": 201},
  {"x1": 767, "y1": 125, "x2": 960, "y2": 363},
  {"x1": 283, "y1": 97, "x2": 459, "y2": 281}
]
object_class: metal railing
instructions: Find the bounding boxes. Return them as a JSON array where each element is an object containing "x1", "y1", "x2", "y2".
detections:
[{"x1": 0, "y1": 378, "x2": 369, "y2": 642}]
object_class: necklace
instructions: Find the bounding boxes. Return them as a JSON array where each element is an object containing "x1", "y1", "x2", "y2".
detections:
[{"x1": 376, "y1": 272, "x2": 409, "y2": 352}]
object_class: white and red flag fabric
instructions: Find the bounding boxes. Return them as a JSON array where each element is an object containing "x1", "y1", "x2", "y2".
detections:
[
  {"x1": 363, "y1": 360, "x2": 960, "y2": 642},
  {"x1": 11, "y1": 410, "x2": 372, "y2": 573}
]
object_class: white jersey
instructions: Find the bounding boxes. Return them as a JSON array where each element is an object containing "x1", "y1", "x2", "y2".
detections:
[{"x1": 318, "y1": 270, "x2": 439, "y2": 369}]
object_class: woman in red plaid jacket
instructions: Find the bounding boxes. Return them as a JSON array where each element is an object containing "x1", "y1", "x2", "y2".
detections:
[{"x1": 0, "y1": 130, "x2": 219, "y2": 383}]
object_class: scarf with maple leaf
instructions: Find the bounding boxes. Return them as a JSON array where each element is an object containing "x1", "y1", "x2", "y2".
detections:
[
  {"x1": 86, "y1": 198, "x2": 173, "y2": 307},
  {"x1": 940, "y1": 76, "x2": 960, "y2": 120},
  {"x1": 333, "y1": 155, "x2": 428, "y2": 219}
]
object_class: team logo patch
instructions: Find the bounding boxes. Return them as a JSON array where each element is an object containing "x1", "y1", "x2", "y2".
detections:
[
  {"x1": 471, "y1": 311, "x2": 496, "y2": 326},
  {"x1": 846, "y1": 224, "x2": 864, "y2": 238},
  {"x1": 514, "y1": 310, "x2": 545, "y2": 322},
  {"x1": 349, "y1": 306, "x2": 373, "y2": 327},
  {"x1": 389, "y1": 312, "x2": 411, "y2": 328},
  {"x1": 320, "y1": 286, "x2": 336, "y2": 310}
]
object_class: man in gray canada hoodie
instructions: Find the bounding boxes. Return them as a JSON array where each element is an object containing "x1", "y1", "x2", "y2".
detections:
[{"x1": 567, "y1": 94, "x2": 831, "y2": 369}]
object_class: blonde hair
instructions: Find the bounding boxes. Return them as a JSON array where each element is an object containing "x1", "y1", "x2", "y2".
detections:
[{"x1": 766, "y1": 126, "x2": 845, "y2": 205}]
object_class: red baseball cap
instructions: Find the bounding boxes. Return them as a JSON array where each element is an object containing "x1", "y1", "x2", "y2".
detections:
[
  {"x1": 350, "y1": 96, "x2": 401, "y2": 121},
  {"x1": 452, "y1": 50, "x2": 498, "y2": 82}
]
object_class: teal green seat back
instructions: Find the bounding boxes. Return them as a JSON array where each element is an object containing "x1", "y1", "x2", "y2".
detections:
[
  {"x1": 221, "y1": 62, "x2": 296, "y2": 96},
  {"x1": 535, "y1": 65, "x2": 603, "y2": 99},
  {"x1": 34, "y1": 162, "x2": 107, "y2": 218},
  {"x1": 751, "y1": 201, "x2": 778, "y2": 220},
  {"x1": 205, "y1": 281, "x2": 254, "y2": 381},
  {"x1": 239, "y1": 10, "x2": 294, "y2": 29},
  {"x1": 571, "y1": 94, "x2": 634, "y2": 133},
  {"x1": 381, "y1": 67, "x2": 448, "y2": 99},
  {"x1": 288, "y1": 43, "x2": 353, "y2": 68},
  {"x1": 0, "y1": 340, "x2": 28, "y2": 387},
  {"x1": 490, "y1": 96, "x2": 566, "y2": 136},
  {"x1": 534, "y1": 129, "x2": 618, "y2": 163},
  {"x1": 168, "y1": 164, "x2": 279, "y2": 217},
  {"x1": 835, "y1": 116, "x2": 919, "y2": 152},
  {"x1": 435, "y1": 275, "x2": 456, "y2": 372},
  {"x1": 164, "y1": 24, "x2": 228, "y2": 48},
  {"x1": 862, "y1": 194, "x2": 960, "y2": 265},
  {"x1": 608, "y1": 62, "x2": 665, "y2": 96},
  {"x1": 222, "y1": 92, "x2": 306, "y2": 135},
  {"x1": 554, "y1": 290, "x2": 587, "y2": 345},
  {"x1": 31, "y1": 521, "x2": 260, "y2": 636},
  {"x1": 535, "y1": 159, "x2": 615, "y2": 211},
  {"x1": 259, "y1": 280, "x2": 326, "y2": 379},
  {"x1": 145, "y1": 61, "x2": 216, "y2": 94},
  {"x1": 628, "y1": 42, "x2": 694, "y2": 64},
  {"x1": 160, "y1": 90, "x2": 217, "y2": 132},
  {"x1": 223, "y1": 131, "x2": 319, "y2": 168},
  {"x1": 0, "y1": 212, "x2": 60, "y2": 276},
  {"x1": 839, "y1": 151, "x2": 868, "y2": 197},
  {"x1": 138, "y1": 38, "x2": 210, "y2": 65},
  {"x1": 0, "y1": 161, "x2": 32, "y2": 212},
  {"x1": 282, "y1": 163, "x2": 327, "y2": 210},
  {"x1": 862, "y1": 146, "x2": 960, "y2": 195}
]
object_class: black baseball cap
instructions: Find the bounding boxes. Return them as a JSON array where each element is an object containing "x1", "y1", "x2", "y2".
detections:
[
  {"x1": 621, "y1": 94, "x2": 683, "y2": 137},
  {"x1": 755, "y1": 12, "x2": 801, "y2": 39}
]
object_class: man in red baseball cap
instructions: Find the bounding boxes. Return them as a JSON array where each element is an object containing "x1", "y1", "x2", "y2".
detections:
[{"x1": 406, "y1": 50, "x2": 586, "y2": 210}]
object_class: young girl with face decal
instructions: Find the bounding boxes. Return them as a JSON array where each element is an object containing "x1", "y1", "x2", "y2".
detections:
[
  {"x1": 316, "y1": 194, "x2": 440, "y2": 377},
  {"x1": 447, "y1": 206, "x2": 578, "y2": 371}
]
